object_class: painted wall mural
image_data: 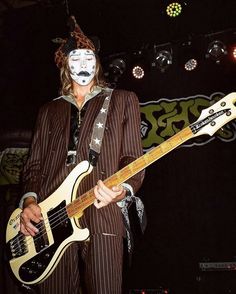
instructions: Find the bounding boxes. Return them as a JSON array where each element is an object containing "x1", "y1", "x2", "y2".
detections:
[
  {"x1": 0, "y1": 148, "x2": 28, "y2": 186},
  {"x1": 140, "y1": 92, "x2": 236, "y2": 152}
]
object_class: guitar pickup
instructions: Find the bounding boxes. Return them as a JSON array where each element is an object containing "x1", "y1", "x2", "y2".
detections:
[{"x1": 32, "y1": 219, "x2": 49, "y2": 253}]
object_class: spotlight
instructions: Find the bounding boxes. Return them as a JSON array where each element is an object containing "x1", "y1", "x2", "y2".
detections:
[
  {"x1": 130, "y1": 50, "x2": 147, "y2": 79},
  {"x1": 153, "y1": 50, "x2": 172, "y2": 72},
  {"x1": 232, "y1": 46, "x2": 236, "y2": 60},
  {"x1": 166, "y1": 2, "x2": 182, "y2": 17},
  {"x1": 132, "y1": 65, "x2": 145, "y2": 79},
  {"x1": 184, "y1": 58, "x2": 197, "y2": 71},
  {"x1": 109, "y1": 58, "x2": 126, "y2": 76},
  {"x1": 206, "y1": 40, "x2": 227, "y2": 64},
  {"x1": 180, "y1": 39, "x2": 200, "y2": 71}
]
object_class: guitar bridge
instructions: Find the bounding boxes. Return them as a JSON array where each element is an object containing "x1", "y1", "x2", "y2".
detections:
[{"x1": 8, "y1": 232, "x2": 28, "y2": 258}]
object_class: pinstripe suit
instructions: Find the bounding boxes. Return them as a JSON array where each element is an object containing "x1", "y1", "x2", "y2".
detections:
[{"x1": 22, "y1": 89, "x2": 144, "y2": 294}]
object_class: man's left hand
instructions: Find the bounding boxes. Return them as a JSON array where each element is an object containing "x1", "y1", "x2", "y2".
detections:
[{"x1": 94, "y1": 180, "x2": 126, "y2": 209}]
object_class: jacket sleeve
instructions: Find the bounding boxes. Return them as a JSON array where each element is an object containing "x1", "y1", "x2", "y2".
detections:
[{"x1": 119, "y1": 91, "x2": 145, "y2": 194}]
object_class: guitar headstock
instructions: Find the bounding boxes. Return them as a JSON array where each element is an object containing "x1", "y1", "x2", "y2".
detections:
[{"x1": 190, "y1": 92, "x2": 236, "y2": 137}]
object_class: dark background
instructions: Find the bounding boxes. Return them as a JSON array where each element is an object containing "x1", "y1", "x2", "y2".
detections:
[{"x1": 0, "y1": 1, "x2": 236, "y2": 293}]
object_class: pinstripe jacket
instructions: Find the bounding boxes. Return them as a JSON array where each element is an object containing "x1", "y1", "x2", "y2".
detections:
[{"x1": 22, "y1": 89, "x2": 145, "y2": 237}]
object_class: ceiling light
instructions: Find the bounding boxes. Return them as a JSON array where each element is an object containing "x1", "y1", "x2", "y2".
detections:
[
  {"x1": 109, "y1": 58, "x2": 126, "y2": 76},
  {"x1": 180, "y1": 40, "x2": 199, "y2": 71},
  {"x1": 132, "y1": 65, "x2": 145, "y2": 79},
  {"x1": 232, "y1": 46, "x2": 236, "y2": 60},
  {"x1": 166, "y1": 2, "x2": 182, "y2": 17},
  {"x1": 153, "y1": 50, "x2": 173, "y2": 72},
  {"x1": 184, "y1": 58, "x2": 197, "y2": 71},
  {"x1": 130, "y1": 50, "x2": 146, "y2": 79},
  {"x1": 206, "y1": 40, "x2": 227, "y2": 64}
]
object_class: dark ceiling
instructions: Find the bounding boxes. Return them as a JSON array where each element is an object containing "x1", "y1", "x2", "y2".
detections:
[
  {"x1": 1, "y1": 0, "x2": 236, "y2": 55},
  {"x1": 68, "y1": 0, "x2": 236, "y2": 54},
  {"x1": 0, "y1": 0, "x2": 236, "y2": 135}
]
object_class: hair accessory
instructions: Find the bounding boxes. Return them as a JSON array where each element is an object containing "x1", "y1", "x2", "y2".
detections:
[{"x1": 55, "y1": 15, "x2": 95, "y2": 68}]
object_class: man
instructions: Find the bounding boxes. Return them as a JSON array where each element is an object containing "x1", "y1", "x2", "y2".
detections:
[{"x1": 19, "y1": 16, "x2": 145, "y2": 294}]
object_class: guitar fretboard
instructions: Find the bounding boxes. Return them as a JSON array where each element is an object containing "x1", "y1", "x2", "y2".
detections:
[{"x1": 67, "y1": 126, "x2": 194, "y2": 218}]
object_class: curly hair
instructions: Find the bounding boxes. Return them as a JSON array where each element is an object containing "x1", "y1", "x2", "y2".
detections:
[{"x1": 59, "y1": 54, "x2": 108, "y2": 96}]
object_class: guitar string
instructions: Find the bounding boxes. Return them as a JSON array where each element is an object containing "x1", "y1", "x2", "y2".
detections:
[
  {"x1": 11, "y1": 188, "x2": 94, "y2": 249},
  {"x1": 12, "y1": 177, "x2": 125, "y2": 255},
  {"x1": 12, "y1": 208, "x2": 70, "y2": 255},
  {"x1": 12, "y1": 150, "x2": 151, "y2": 251},
  {"x1": 11, "y1": 172, "x2": 124, "y2": 253},
  {"x1": 13, "y1": 162, "x2": 178, "y2": 255},
  {"x1": 12, "y1": 158, "x2": 156, "y2": 255},
  {"x1": 12, "y1": 159, "x2": 144, "y2": 254},
  {"x1": 11, "y1": 191, "x2": 95, "y2": 256},
  {"x1": 11, "y1": 197, "x2": 91, "y2": 255}
]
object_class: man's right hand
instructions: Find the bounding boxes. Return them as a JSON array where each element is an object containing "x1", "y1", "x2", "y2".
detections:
[{"x1": 20, "y1": 196, "x2": 43, "y2": 236}]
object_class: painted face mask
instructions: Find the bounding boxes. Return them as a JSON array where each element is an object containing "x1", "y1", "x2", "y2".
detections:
[{"x1": 68, "y1": 49, "x2": 96, "y2": 86}]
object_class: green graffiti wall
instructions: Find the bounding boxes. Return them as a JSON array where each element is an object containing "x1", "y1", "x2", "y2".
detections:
[
  {"x1": 140, "y1": 92, "x2": 236, "y2": 151},
  {"x1": 0, "y1": 148, "x2": 28, "y2": 186}
]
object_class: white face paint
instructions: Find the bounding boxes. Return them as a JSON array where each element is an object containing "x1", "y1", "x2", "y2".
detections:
[{"x1": 68, "y1": 49, "x2": 96, "y2": 86}]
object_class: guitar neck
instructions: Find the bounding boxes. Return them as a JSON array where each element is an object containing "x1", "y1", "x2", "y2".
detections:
[{"x1": 67, "y1": 126, "x2": 194, "y2": 218}]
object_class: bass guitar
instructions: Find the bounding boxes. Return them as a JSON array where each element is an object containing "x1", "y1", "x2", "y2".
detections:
[{"x1": 6, "y1": 92, "x2": 236, "y2": 285}]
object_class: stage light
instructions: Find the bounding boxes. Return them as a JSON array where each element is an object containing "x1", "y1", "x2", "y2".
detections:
[
  {"x1": 132, "y1": 65, "x2": 145, "y2": 79},
  {"x1": 108, "y1": 58, "x2": 126, "y2": 76},
  {"x1": 206, "y1": 40, "x2": 227, "y2": 64},
  {"x1": 180, "y1": 40, "x2": 199, "y2": 71},
  {"x1": 103, "y1": 57, "x2": 126, "y2": 83},
  {"x1": 166, "y1": 2, "x2": 182, "y2": 17},
  {"x1": 232, "y1": 46, "x2": 236, "y2": 60},
  {"x1": 153, "y1": 50, "x2": 173, "y2": 72},
  {"x1": 130, "y1": 50, "x2": 147, "y2": 79},
  {"x1": 184, "y1": 58, "x2": 197, "y2": 71}
]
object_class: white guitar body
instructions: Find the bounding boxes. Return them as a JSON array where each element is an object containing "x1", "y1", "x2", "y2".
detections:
[{"x1": 6, "y1": 160, "x2": 92, "y2": 285}]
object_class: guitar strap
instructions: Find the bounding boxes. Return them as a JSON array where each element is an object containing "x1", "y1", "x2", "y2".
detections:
[
  {"x1": 89, "y1": 88, "x2": 113, "y2": 166},
  {"x1": 66, "y1": 88, "x2": 113, "y2": 166}
]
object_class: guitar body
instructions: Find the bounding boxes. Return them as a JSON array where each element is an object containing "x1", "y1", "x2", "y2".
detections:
[{"x1": 6, "y1": 160, "x2": 92, "y2": 285}]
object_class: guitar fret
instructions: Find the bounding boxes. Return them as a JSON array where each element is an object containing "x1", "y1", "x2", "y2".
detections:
[
  {"x1": 160, "y1": 141, "x2": 171, "y2": 153},
  {"x1": 67, "y1": 190, "x2": 95, "y2": 217},
  {"x1": 146, "y1": 148, "x2": 162, "y2": 161}
]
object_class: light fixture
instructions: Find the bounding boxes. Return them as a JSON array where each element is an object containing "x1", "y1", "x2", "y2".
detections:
[
  {"x1": 130, "y1": 50, "x2": 147, "y2": 79},
  {"x1": 103, "y1": 57, "x2": 126, "y2": 83},
  {"x1": 206, "y1": 40, "x2": 227, "y2": 64},
  {"x1": 166, "y1": 2, "x2": 182, "y2": 17},
  {"x1": 153, "y1": 50, "x2": 173, "y2": 72},
  {"x1": 132, "y1": 65, "x2": 145, "y2": 79},
  {"x1": 232, "y1": 46, "x2": 236, "y2": 60},
  {"x1": 184, "y1": 58, "x2": 197, "y2": 71},
  {"x1": 108, "y1": 58, "x2": 126, "y2": 76},
  {"x1": 180, "y1": 39, "x2": 200, "y2": 71}
]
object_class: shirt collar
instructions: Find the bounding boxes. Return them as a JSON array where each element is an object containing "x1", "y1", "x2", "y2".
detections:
[{"x1": 61, "y1": 86, "x2": 106, "y2": 108}]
